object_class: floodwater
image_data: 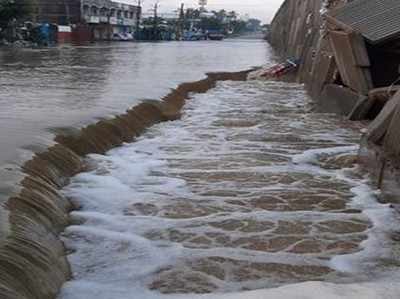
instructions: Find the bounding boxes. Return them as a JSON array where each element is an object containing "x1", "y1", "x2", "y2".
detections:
[
  {"x1": 58, "y1": 79, "x2": 400, "y2": 299},
  {"x1": 0, "y1": 40, "x2": 268, "y2": 171}
]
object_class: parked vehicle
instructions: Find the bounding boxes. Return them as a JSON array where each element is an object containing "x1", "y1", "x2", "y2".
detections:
[
  {"x1": 207, "y1": 30, "x2": 225, "y2": 41},
  {"x1": 183, "y1": 30, "x2": 206, "y2": 41},
  {"x1": 112, "y1": 32, "x2": 134, "y2": 41}
]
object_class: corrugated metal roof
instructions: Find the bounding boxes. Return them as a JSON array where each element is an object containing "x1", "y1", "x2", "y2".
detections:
[{"x1": 331, "y1": 0, "x2": 400, "y2": 44}]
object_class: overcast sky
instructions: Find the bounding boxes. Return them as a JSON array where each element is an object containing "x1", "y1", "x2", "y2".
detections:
[{"x1": 131, "y1": 0, "x2": 285, "y2": 23}]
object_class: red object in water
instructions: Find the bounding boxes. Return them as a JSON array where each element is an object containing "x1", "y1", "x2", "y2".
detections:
[
  {"x1": 71, "y1": 25, "x2": 92, "y2": 43},
  {"x1": 57, "y1": 25, "x2": 72, "y2": 43}
]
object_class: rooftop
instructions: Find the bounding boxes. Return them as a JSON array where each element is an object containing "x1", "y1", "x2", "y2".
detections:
[{"x1": 330, "y1": 0, "x2": 400, "y2": 44}]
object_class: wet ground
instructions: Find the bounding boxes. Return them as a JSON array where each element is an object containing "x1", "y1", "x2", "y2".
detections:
[
  {"x1": 59, "y1": 80, "x2": 400, "y2": 299},
  {"x1": 0, "y1": 40, "x2": 268, "y2": 171}
]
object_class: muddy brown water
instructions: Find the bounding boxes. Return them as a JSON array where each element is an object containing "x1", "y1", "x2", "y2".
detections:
[
  {"x1": 0, "y1": 40, "x2": 270, "y2": 299},
  {"x1": 1, "y1": 40, "x2": 399, "y2": 299},
  {"x1": 57, "y1": 80, "x2": 400, "y2": 299},
  {"x1": 0, "y1": 40, "x2": 269, "y2": 174}
]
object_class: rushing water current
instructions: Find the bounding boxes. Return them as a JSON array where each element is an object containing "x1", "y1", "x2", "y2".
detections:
[
  {"x1": 0, "y1": 40, "x2": 268, "y2": 169},
  {"x1": 59, "y1": 80, "x2": 400, "y2": 298}
]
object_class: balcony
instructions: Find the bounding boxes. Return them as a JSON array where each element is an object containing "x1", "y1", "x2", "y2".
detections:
[
  {"x1": 100, "y1": 16, "x2": 109, "y2": 23},
  {"x1": 109, "y1": 17, "x2": 118, "y2": 25},
  {"x1": 84, "y1": 15, "x2": 100, "y2": 24},
  {"x1": 98, "y1": 17, "x2": 136, "y2": 26},
  {"x1": 123, "y1": 19, "x2": 136, "y2": 26}
]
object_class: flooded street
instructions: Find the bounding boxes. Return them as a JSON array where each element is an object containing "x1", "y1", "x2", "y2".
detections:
[
  {"x1": 2, "y1": 1, "x2": 400, "y2": 298},
  {"x1": 0, "y1": 40, "x2": 268, "y2": 169},
  {"x1": 59, "y1": 80, "x2": 400, "y2": 299}
]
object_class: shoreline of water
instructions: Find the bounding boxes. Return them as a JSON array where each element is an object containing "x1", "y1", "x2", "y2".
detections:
[
  {"x1": 57, "y1": 80, "x2": 400, "y2": 299},
  {"x1": 1, "y1": 39, "x2": 400, "y2": 299},
  {"x1": 0, "y1": 68, "x2": 254, "y2": 299}
]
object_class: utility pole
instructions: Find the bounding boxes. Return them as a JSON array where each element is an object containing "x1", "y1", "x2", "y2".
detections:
[
  {"x1": 199, "y1": 0, "x2": 207, "y2": 12},
  {"x1": 62, "y1": 0, "x2": 71, "y2": 25},
  {"x1": 177, "y1": 3, "x2": 184, "y2": 40},
  {"x1": 136, "y1": 0, "x2": 142, "y2": 38},
  {"x1": 152, "y1": 2, "x2": 159, "y2": 40}
]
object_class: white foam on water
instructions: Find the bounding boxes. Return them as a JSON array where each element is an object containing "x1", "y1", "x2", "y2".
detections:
[
  {"x1": 292, "y1": 147, "x2": 399, "y2": 275},
  {"x1": 60, "y1": 279, "x2": 400, "y2": 299},
  {"x1": 58, "y1": 81, "x2": 400, "y2": 299},
  {"x1": 330, "y1": 176, "x2": 399, "y2": 273},
  {"x1": 292, "y1": 145, "x2": 359, "y2": 165}
]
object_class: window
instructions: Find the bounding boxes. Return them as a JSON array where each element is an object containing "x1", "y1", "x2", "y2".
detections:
[
  {"x1": 83, "y1": 5, "x2": 89, "y2": 16},
  {"x1": 91, "y1": 6, "x2": 98, "y2": 16},
  {"x1": 100, "y1": 7, "x2": 108, "y2": 17}
]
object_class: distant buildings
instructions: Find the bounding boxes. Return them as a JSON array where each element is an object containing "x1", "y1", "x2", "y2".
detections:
[
  {"x1": 82, "y1": 0, "x2": 140, "y2": 40},
  {"x1": 21, "y1": 0, "x2": 141, "y2": 41},
  {"x1": 26, "y1": 0, "x2": 81, "y2": 24}
]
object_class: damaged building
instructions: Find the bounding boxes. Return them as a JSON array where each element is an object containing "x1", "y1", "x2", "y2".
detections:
[
  {"x1": 326, "y1": 0, "x2": 400, "y2": 120},
  {"x1": 269, "y1": 0, "x2": 400, "y2": 208},
  {"x1": 18, "y1": 0, "x2": 141, "y2": 41}
]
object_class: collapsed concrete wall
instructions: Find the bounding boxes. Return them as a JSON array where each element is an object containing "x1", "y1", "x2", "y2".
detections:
[
  {"x1": 0, "y1": 70, "x2": 251, "y2": 299},
  {"x1": 269, "y1": 0, "x2": 321, "y2": 85},
  {"x1": 269, "y1": 0, "x2": 400, "y2": 208},
  {"x1": 270, "y1": 0, "x2": 400, "y2": 117},
  {"x1": 269, "y1": 0, "x2": 353, "y2": 110},
  {"x1": 360, "y1": 90, "x2": 400, "y2": 208}
]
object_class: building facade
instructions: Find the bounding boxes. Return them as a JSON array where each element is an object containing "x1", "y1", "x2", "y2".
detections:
[
  {"x1": 25, "y1": 0, "x2": 82, "y2": 25},
  {"x1": 21, "y1": 0, "x2": 141, "y2": 41},
  {"x1": 82, "y1": 0, "x2": 140, "y2": 40}
]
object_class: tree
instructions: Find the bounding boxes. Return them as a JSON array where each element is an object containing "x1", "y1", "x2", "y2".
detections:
[
  {"x1": 231, "y1": 19, "x2": 247, "y2": 34},
  {"x1": 0, "y1": 0, "x2": 30, "y2": 27},
  {"x1": 247, "y1": 18, "x2": 262, "y2": 32},
  {"x1": 199, "y1": 16, "x2": 222, "y2": 31}
]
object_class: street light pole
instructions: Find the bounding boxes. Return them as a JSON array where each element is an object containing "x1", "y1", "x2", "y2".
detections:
[
  {"x1": 136, "y1": 0, "x2": 142, "y2": 34},
  {"x1": 153, "y1": 2, "x2": 159, "y2": 40}
]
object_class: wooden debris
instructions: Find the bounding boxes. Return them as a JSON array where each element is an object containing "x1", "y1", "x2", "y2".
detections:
[
  {"x1": 329, "y1": 30, "x2": 373, "y2": 95},
  {"x1": 348, "y1": 95, "x2": 374, "y2": 121},
  {"x1": 317, "y1": 84, "x2": 360, "y2": 115},
  {"x1": 366, "y1": 90, "x2": 400, "y2": 144},
  {"x1": 369, "y1": 86, "x2": 400, "y2": 104},
  {"x1": 384, "y1": 91, "x2": 400, "y2": 157}
]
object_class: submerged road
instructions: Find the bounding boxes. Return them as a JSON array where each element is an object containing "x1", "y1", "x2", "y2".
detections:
[
  {"x1": 58, "y1": 80, "x2": 400, "y2": 298},
  {"x1": 0, "y1": 40, "x2": 268, "y2": 196}
]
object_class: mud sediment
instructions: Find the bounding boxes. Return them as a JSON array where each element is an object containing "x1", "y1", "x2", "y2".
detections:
[{"x1": 0, "y1": 70, "x2": 251, "y2": 299}]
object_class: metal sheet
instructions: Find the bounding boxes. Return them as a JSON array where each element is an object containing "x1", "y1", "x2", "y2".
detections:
[{"x1": 331, "y1": 0, "x2": 400, "y2": 44}]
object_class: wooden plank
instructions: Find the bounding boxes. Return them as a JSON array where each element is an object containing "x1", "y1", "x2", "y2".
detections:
[
  {"x1": 348, "y1": 95, "x2": 375, "y2": 120},
  {"x1": 329, "y1": 30, "x2": 352, "y2": 85},
  {"x1": 326, "y1": 14, "x2": 355, "y2": 34},
  {"x1": 367, "y1": 90, "x2": 400, "y2": 144},
  {"x1": 310, "y1": 52, "x2": 337, "y2": 98},
  {"x1": 329, "y1": 29, "x2": 373, "y2": 94},
  {"x1": 369, "y1": 86, "x2": 400, "y2": 103},
  {"x1": 384, "y1": 90, "x2": 400, "y2": 156},
  {"x1": 317, "y1": 84, "x2": 360, "y2": 115},
  {"x1": 349, "y1": 32, "x2": 374, "y2": 90},
  {"x1": 350, "y1": 32, "x2": 371, "y2": 67}
]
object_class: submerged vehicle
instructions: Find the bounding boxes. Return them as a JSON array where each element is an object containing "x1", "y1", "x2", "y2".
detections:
[
  {"x1": 183, "y1": 30, "x2": 207, "y2": 41},
  {"x1": 112, "y1": 32, "x2": 134, "y2": 41},
  {"x1": 207, "y1": 30, "x2": 225, "y2": 41}
]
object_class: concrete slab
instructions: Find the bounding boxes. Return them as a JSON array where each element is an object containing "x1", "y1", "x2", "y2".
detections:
[
  {"x1": 384, "y1": 91, "x2": 400, "y2": 156},
  {"x1": 367, "y1": 90, "x2": 400, "y2": 144},
  {"x1": 329, "y1": 30, "x2": 373, "y2": 94},
  {"x1": 309, "y1": 51, "x2": 337, "y2": 99},
  {"x1": 348, "y1": 95, "x2": 374, "y2": 120},
  {"x1": 316, "y1": 84, "x2": 360, "y2": 115}
]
